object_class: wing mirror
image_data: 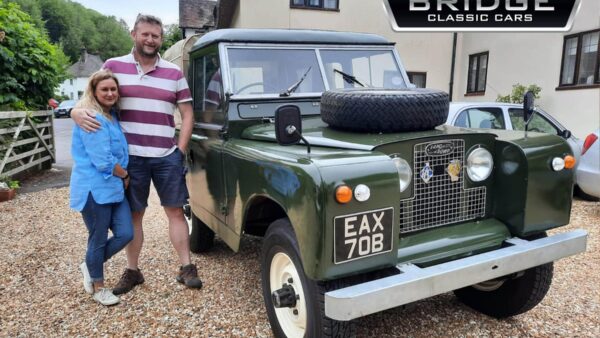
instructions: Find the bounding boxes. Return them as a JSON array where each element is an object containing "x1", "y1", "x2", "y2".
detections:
[
  {"x1": 274, "y1": 105, "x2": 311, "y2": 153},
  {"x1": 523, "y1": 91, "x2": 535, "y2": 125}
]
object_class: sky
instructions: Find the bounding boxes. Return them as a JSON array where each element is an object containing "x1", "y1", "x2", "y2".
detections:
[{"x1": 72, "y1": 0, "x2": 181, "y2": 30}]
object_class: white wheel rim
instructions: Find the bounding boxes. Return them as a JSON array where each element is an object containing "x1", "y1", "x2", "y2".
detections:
[{"x1": 270, "y1": 252, "x2": 307, "y2": 338}]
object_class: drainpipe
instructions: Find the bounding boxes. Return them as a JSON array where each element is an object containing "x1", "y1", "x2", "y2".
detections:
[{"x1": 449, "y1": 33, "x2": 457, "y2": 102}]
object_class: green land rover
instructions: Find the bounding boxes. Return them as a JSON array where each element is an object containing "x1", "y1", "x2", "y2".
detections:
[{"x1": 180, "y1": 29, "x2": 587, "y2": 337}]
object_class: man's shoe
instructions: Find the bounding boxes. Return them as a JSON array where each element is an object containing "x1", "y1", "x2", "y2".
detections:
[
  {"x1": 80, "y1": 262, "x2": 93, "y2": 295},
  {"x1": 176, "y1": 264, "x2": 203, "y2": 289},
  {"x1": 93, "y1": 288, "x2": 120, "y2": 306},
  {"x1": 112, "y1": 268, "x2": 144, "y2": 295}
]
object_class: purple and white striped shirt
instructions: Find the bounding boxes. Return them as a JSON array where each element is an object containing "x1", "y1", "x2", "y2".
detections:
[{"x1": 103, "y1": 53, "x2": 192, "y2": 157}]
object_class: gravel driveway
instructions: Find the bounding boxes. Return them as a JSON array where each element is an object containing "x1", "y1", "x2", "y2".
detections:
[{"x1": 0, "y1": 187, "x2": 598, "y2": 337}]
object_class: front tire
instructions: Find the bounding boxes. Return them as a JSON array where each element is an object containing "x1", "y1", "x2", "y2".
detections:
[
  {"x1": 261, "y1": 218, "x2": 355, "y2": 338},
  {"x1": 454, "y1": 261, "x2": 553, "y2": 318}
]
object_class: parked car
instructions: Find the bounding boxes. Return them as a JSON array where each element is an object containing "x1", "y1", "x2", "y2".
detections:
[
  {"x1": 446, "y1": 102, "x2": 582, "y2": 164},
  {"x1": 176, "y1": 29, "x2": 586, "y2": 338},
  {"x1": 54, "y1": 100, "x2": 76, "y2": 118},
  {"x1": 576, "y1": 129, "x2": 600, "y2": 200}
]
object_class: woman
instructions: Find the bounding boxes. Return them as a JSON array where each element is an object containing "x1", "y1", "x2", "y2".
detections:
[{"x1": 70, "y1": 70, "x2": 133, "y2": 306}]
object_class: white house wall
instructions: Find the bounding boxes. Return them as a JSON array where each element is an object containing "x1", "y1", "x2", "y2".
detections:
[
  {"x1": 228, "y1": 0, "x2": 598, "y2": 138},
  {"x1": 455, "y1": 0, "x2": 599, "y2": 138},
  {"x1": 57, "y1": 76, "x2": 87, "y2": 100},
  {"x1": 230, "y1": 0, "x2": 454, "y2": 93}
]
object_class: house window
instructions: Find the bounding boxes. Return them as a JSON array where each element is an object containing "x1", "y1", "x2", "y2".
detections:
[
  {"x1": 69, "y1": 79, "x2": 73, "y2": 85},
  {"x1": 466, "y1": 52, "x2": 488, "y2": 94},
  {"x1": 407, "y1": 72, "x2": 426, "y2": 88},
  {"x1": 559, "y1": 29, "x2": 600, "y2": 87},
  {"x1": 291, "y1": 0, "x2": 339, "y2": 10}
]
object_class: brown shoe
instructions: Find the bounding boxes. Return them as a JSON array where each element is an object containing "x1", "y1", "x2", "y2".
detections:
[
  {"x1": 176, "y1": 264, "x2": 203, "y2": 289},
  {"x1": 112, "y1": 268, "x2": 144, "y2": 295}
]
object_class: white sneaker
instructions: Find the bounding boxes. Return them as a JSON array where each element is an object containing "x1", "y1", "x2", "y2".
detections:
[
  {"x1": 80, "y1": 262, "x2": 93, "y2": 294},
  {"x1": 93, "y1": 288, "x2": 120, "y2": 306}
]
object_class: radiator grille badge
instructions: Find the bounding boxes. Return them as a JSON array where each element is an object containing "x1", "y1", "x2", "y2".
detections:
[
  {"x1": 447, "y1": 160, "x2": 461, "y2": 182},
  {"x1": 420, "y1": 162, "x2": 433, "y2": 183}
]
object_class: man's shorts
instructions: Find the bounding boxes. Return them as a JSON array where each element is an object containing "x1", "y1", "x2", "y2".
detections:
[{"x1": 126, "y1": 149, "x2": 189, "y2": 211}]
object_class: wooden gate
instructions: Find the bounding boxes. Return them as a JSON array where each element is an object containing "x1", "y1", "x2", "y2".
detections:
[{"x1": 0, "y1": 111, "x2": 55, "y2": 178}]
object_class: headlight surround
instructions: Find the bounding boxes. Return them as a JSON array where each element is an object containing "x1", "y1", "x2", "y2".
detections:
[
  {"x1": 467, "y1": 147, "x2": 493, "y2": 182},
  {"x1": 391, "y1": 156, "x2": 412, "y2": 192}
]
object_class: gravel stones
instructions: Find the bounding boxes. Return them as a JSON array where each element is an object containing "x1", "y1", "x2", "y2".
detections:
[{"x1": 0, "y1": 188, "x2": 598, "y2": 337}]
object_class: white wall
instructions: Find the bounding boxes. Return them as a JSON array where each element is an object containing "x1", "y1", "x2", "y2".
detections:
[
  {"x1": 57, "y1": 76, "x2": 87, "y2": 100},
  {"x1": 455, "y1": 0, "x2": 600, "y2": 138},
  {"x1": 229, "y1": 0, "x2": 599, "y2": 138}
]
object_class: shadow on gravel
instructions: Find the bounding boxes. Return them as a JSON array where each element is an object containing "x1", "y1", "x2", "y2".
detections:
[{"x1": 18, "y1": 164, "x2": 71, "y2": 194}]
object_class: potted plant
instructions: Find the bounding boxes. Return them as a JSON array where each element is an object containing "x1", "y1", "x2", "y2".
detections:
[{"x1": 0, "y1": 177, "x2": 20, "y2": 202}]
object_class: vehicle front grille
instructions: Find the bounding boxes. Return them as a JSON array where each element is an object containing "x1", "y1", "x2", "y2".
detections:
[{"x1": 400, "y1": 140, "x2": 486, "y2": 234}]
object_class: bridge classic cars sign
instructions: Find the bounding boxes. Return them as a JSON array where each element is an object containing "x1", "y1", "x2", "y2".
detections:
[{"x1": 384, "y1": 0, "x2": 581, "y2": 31}]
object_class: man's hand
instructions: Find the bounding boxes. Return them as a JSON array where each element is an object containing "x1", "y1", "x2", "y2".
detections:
[{"x1": 71, "y1": 108, "x2": 101, "y2": 132}]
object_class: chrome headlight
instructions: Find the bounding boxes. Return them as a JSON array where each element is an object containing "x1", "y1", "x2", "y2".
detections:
[
  {"x1": 391, "y1": 156, "x2": 412, "y2": 192},
  {"x1": 467, "y1": 147, "x2": 493, "y2": 182}
]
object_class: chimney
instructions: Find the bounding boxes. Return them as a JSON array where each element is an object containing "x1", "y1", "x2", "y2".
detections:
[{"x1": 80, "y1": 48, "x2": 87, "y2": 63}]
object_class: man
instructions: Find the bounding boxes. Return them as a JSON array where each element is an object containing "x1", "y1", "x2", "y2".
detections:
[{"x1": 72, "y1": 14, "x2": 201, "y2": 294}]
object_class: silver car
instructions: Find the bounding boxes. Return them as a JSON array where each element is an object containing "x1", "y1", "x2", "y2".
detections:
[
  {"x1": 575, "y1": 129, "x2": 600, "y2": 200},
  {"x1": 446, "y1": 102, "x2": 581, "y2": 165}
]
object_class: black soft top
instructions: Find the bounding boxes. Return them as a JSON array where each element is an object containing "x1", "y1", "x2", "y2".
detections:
[{"x1": 192, "y1": 28, "x2": 394, "y2": 51}]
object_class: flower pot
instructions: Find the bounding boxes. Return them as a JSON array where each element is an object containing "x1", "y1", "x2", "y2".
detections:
[{"x1": 0, "y1": 188, "x2": 16, "y2": 202}]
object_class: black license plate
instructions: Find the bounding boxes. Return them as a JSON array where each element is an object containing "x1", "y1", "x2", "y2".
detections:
[{"x1": 334, "y1": 207, "x2": 394, "y2": 264}]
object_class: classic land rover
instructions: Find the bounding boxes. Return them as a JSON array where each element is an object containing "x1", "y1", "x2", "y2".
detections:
[{"x1": 181, "y1": 29, "x2": 587, "y2": 337}]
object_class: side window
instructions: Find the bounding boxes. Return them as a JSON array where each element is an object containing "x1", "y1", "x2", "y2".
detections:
[
  {"x1": 508, "y1": 109, "x2": 559, "y2": 135},
  {"x1": 204, "y1": 54, "x2": 223, "y2": 112},
  {"x1": 454, "y1": 108, "x2": 505, "y2": 129},
  {"x1": 193, "y1": 57, "x2": 205, "y2": 111}
]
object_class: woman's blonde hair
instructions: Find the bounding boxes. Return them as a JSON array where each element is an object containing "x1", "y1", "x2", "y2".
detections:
[{"x1": 75, "y1": 69, "x2": 120, "y2": 119}]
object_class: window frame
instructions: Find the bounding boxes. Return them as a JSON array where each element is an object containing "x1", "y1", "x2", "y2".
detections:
[
  {"x1": 290, "y1": 0, "x2": 339, "y2": 11},
  {"x1": 407, "y1": 71, "x2": 427, "y2": 88},
  {"x1": 466, "y1": 51, "x2": 489, "y2": 95},
  {"x1": 558, "y1": 28, "x2": 600, "y2": 90}
]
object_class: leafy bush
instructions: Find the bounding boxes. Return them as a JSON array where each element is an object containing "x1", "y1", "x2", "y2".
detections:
[
  {"x1": 0, "y1": 1, "x2": 69, "y2": 109},
  {"x1": 496, "y1": 83, "x2": 542, "y2": 104}
]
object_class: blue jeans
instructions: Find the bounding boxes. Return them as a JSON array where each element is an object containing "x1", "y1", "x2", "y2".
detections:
[{"x1": 81, "y1": 193, "x2": 133, "y2": 282}]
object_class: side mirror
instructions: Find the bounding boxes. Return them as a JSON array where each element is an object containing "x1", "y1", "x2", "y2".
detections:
[
  {"x1": 523, "y1": 91, "x2": 535, "y2": 124},
  {"x1": 275, "y1": 105, "x2": 302, "y2": 146},
  {"x1": 561, "y1": 129, "x2": 572, "y2": 139}
]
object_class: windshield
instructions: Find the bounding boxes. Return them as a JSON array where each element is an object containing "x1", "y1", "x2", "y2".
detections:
[
  {"x1": 319, "y1": 49, "x2": 406, "y2": 89},
  {"x1": 226, "y1": 47, "x2": 407, "y2": 97},
  {"x1": 59, "y1": 100, "x2": 76, "y2": 107},
  {"x1": 227, "y1": 48, "x2": 325, "y2": 96}
]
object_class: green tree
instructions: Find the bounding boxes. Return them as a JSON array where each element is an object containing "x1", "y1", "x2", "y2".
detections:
[
  {"x1": 10, "y1": 0, "x2": 132, "y2": 63},
  {"x1": 0, "y1": 0, "x2": 69, "y2": 110},
  {"x1": 496, "y1": 83, "x2": 542, "y2": 104},
  {"x1": 160, "y1": 24, "x2": 183, "y2": 54}
]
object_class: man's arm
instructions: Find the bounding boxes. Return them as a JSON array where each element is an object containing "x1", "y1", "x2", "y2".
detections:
[
  {"x1": 177, "y1": 102, "x2": 194, "y2": 152},
  {"x1": 71, "y1": 108, "x2": 101, "y2": 132}
]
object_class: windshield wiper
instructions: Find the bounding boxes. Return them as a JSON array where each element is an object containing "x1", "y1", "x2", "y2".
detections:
[
  {"x1": 334, "y1": 68, "x2": 367, "y2": 87},
  {"x1": 280, "y1": 66, "x2": 312, "y2": 97}
]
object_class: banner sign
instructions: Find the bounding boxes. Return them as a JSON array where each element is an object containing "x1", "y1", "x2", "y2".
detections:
[{"x1": 384, "y1": 0, "x2": 581, "y2": 31}]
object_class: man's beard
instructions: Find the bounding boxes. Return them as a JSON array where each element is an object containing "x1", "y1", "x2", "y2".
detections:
[{"x1": 136, "y1": 43, "x2": 159, "y2": 58}]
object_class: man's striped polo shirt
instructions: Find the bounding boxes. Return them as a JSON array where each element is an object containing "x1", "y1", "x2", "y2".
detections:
[{"x1": 103, "y1": 53, "x2": 192, "y2": 158}]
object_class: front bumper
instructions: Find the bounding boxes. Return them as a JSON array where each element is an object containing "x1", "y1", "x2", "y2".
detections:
[{"x1": 324, "y1": 229, "x2": 587, "y2": 321}]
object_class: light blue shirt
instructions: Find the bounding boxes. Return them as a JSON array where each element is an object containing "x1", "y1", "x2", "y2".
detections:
[{"x1": 70, "y1": 111, "x2": 129, "y2": 211}]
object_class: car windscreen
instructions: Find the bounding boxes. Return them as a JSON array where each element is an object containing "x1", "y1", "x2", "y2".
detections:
[
  {"x1": 319, "y1": 49, "x2": 407, "y2": 89},
  {"x1": 58, "y1": 100, "x2": 76, "y2": 107},
  {"x1": 227, "y1": 48, "x2": 325, "y2": 96}
]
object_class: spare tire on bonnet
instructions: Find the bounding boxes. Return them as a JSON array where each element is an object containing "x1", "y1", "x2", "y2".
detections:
[{"x1": 321, "y1": 88, "x2": 449, "y2": 133}]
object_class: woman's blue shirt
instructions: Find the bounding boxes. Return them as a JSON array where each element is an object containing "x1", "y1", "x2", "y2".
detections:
[{"x1": 70, "y1": 111, "x2": 128, "y2": 211}]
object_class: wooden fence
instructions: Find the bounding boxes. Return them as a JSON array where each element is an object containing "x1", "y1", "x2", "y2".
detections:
[{"x1": 0, "y1": 111, "x2": 55, "y2": 178}]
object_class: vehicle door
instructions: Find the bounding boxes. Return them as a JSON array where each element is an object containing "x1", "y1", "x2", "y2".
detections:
[{"x1": 187, "y1": 49, "x2": 227, "y2": 224}]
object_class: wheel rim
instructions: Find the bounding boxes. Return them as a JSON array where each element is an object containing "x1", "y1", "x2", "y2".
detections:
[
  {"x1": 473, "y1": 279, "x2": 505, "y2": 291},
  {"x1": 270, "y1": 252, "x2": 307, "y2": 338}
]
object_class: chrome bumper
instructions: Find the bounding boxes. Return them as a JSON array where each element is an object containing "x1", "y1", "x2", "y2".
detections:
[{"x1": 325, "y1": 229, "x2": 588, "y2": 321}]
